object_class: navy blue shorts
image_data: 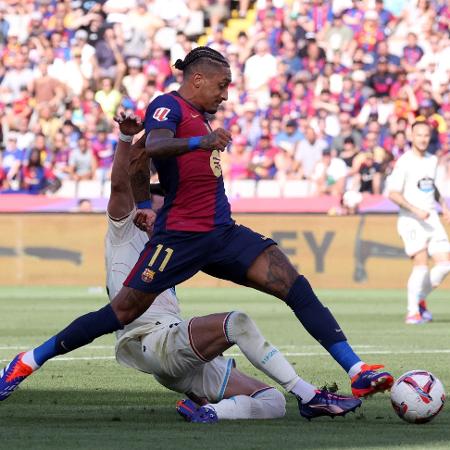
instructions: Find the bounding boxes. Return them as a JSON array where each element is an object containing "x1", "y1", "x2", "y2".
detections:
[{"x1": 124, "y1": 223, "x2": 276, "y2": 293}]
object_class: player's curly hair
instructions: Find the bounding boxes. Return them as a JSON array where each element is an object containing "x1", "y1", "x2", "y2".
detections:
[{"x1": 174, "y1": 46, "x2": 229, "y2": 74}]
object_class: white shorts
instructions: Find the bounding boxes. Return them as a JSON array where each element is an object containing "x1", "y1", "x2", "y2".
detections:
[
  {"x1": 397, "y1": 212, "x2": 450, "y2": 257},
  {"x1": 117, "y1": 318, "x2": 234, "y2": 403}
]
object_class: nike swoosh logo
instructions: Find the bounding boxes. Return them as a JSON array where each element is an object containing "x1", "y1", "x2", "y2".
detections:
[
  {"x1": 60, "y1": 341, "x2": 69, "y2": 351},
  {"x1": 191, "y1": 113, "x2": 199, "y2": 118}
]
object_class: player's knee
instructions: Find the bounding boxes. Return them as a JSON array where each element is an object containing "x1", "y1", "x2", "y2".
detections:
[
  {"x1": 225, "y1": 311, "x2": 259, "y2": 343},
  {"x1": 254, "y1": 388, "x2": 286, "y2": 419}
]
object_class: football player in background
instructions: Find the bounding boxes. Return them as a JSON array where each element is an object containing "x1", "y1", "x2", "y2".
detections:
[
  {"x1": 388, "y1": 121, "x2": 450, "y2": 324},
  {"x1": 105, "y1": 112, "x2": 361, "y2": 423}
]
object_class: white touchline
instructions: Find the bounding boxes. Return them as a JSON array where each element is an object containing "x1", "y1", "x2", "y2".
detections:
[{"x1": 1, "y1": 349, "x2": 450, "y2": 363}]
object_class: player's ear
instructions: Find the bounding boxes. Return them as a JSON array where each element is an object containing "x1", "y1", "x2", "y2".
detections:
[{"x1": 192, "y1": 72, "x2": 205, "y2": 89}]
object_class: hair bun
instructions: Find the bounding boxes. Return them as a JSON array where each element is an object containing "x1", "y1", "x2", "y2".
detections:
[{"x1": 174, "y1": 59, "x2": 185, "y2": 70}]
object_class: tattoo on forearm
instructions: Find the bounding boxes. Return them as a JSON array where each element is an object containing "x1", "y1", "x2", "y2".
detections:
[
  {"x1": 262, "y1": 246, "x2": 298, "y2": 298},
  {"x1": 130, "y1": 169, "x2": 150, "y2": 204}
]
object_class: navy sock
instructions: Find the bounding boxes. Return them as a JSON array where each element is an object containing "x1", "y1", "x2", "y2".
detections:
[
  {"x1": 32, "y1": 304, "x2": 123, "y2": 366},
  {"x1": 284, "y1": 276, "x2": 361, "y2": 371},
  {"x1": 284, "y1": 275, "x2": 346, "y2": 348}
]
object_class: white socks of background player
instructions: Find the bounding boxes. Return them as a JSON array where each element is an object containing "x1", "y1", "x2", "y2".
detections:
[
  {"x1": 408, "y1": 266, "x2": 429, "y2": 315},
  {"x1": 223, "y1": 311, "x2": 316, "y2": 403},
  {"x1": 408, "y1": 263, "x2": 450, "y2": 314},
  {"x1": 206, "y1": 388, "x2": 286, "y2": 420}
]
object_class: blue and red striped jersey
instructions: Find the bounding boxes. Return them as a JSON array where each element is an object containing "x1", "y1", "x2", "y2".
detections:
[{"x1": 144, "y1": 92, "x2": 233, "y2": 232}]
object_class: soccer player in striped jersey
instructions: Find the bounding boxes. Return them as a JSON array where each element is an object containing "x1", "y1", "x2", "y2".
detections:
[
  {"x1": 107, "y1": 112, "x2": 361, "y2": 422},
  {"x1": 0, "y1": 48, "x2": 392, "y2": 405}
]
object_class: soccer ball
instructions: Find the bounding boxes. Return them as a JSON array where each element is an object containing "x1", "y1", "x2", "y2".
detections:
[{"x1": 391, "y1": 370, "x2": 445, "y2": 424}]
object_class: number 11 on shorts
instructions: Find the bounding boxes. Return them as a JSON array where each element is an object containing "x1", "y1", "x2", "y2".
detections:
[{"x1": 148, "y1": 244, "x2": 174, "y2": 271}]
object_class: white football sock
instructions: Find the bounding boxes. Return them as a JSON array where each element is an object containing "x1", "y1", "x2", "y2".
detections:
[
  {"x1": 407, "y1": 266, "x2": 429, "y2": 315},
  {"x1": 224, "y1": 311, "x2": 316, "y2": 394},
  {"x1": 430, "y1": 262, "x2": 450, "y2": 288},
  {"x1": 290, "y1": 378, "x2": 316, "y2": 404},
  {"x1": 348, "y1": 361, "x2": 365, "y2": 379},
  {"x1": 206, "y1": 388, "x2": 286, "y2": 420},
  {"x1": 21, "y1": 350, "x2": 40, "y2": 370},
  {"x1": 420, "y1": 269, "x2": 432, "y2": 300}
]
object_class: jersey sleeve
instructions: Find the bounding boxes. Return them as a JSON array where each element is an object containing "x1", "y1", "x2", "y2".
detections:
[
  {"x1": 144, "y1": 94, "x2": 182, "y2": 135},
  {"x1": 387, "y1": 157, "x2": 406, "y2": 193}
]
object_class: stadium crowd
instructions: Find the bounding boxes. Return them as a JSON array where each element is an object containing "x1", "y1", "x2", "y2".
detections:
[{"x1": 0, "y1": 0, "x2": 449, "y2": 203}]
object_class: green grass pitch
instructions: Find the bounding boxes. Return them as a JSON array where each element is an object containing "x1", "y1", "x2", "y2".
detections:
[{"x1": 0, "y1": 287, "x2": 449, "y2": 450}]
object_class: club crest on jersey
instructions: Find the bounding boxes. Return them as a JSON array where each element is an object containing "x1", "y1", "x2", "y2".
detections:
[
  {"x1": 141, "y1": 268, "x2": 155, "y2": 283},
  {"x1": 153, "y1": 107, "x2": 170, "y2": 122},
  {"x1": 210, "y1": 149, "x2": 222, "y2": 177}
]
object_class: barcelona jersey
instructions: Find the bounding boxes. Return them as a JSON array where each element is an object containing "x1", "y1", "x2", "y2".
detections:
[{"x1": 144, "y1": 92, "x2": 233, "y2": 232}]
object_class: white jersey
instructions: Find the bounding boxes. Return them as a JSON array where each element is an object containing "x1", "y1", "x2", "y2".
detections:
[
  {"x1": 388, "y1": 150, "x2": 438, "y2": 218},
  {"x1": 105, "y1": 209, "x2": 181, "y2": 340}
]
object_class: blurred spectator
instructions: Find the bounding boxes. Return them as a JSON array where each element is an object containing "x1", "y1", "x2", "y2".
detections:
[
  {"x1": 324, "y1": 13, "x2": 353, "y2": 58},
  {"x1": 295, "y1": 126, "x2": 328, "y2": 181},
  {"x1": 1, "y1": 135, "x2": 25, "y2": 191},
  {"x1": 95, "y1": 77, "x2": 122, "y2": 119},
  {"x1": 275, "y1": 119, "x2": 304, "y2": 153},
  {"x1": 390, "y1": 130, "x2": 411, "y2": 160},
  {"x1": 0, "y1": 53, "x2": 33, "y2": 102},
  {"x1": 95, "y1": 27, "x2": 125, "y2": 81},
  {"x1": 69, "y1": 137, "x2": 96, "y2": 181},
  {"x1": 0, "y1": 0, "x2": 448, "y2": 201},
  {"x1": 353, "y1": 151, "x2": 383, "y2": 195},
  {"x1": 311, "y1": 148, "x2": 348, "y2": 196},
  {"x1": 49, "y1": 132, "x2": 72, "y2": 180},
  {"x1": 248, "y1": 135, "x2": 278, "y2": 180},
  {"x1": 77, "y1": 198, "x2": 94, "y2": 212},
  {"x1": 122, "y1": 57, "x2": 146, "y2": 102},
  {"x1": 237, "y1": 102, "x2": 262, "y2": 147},
  {"x1": 91, "y1": 126, "x2": 115, "y2": 183},
  {"x1": 222, "y1": 135, "x2": 251, "y2": 182},
  {"x1": 244, "y1": 39, "x2": 277, "y2": 107},
  {"x1": 21, "y1": 148, "x2": 58, "y2": 195},
  {"x1": 332, "y1": 112, "x2": 362, "y2": 154},
  {"x1": 402, "y1": 32, "x2": 424, "y2": 73}
]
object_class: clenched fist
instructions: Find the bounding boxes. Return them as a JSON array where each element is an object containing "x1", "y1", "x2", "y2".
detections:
[{"x1": 200, "y1": 128, "x2": 231, "y2": 152}]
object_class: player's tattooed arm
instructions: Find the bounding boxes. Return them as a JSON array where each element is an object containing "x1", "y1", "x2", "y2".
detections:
[
  {"x1": 388, "y1": 191, "x2": 430, "y2": 220},
  {"x1": 108, "y1": 113, "x2": 143, "y2": 219},
  {"x1": 145, "y1": 128, "x2": 231, "y2": 157},
  {"x1": 129, "y1": 142, "x2": 151, "y2": 205}
]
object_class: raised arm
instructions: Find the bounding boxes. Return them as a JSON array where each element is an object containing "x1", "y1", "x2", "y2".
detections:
[
  {"x1": 129, "y1": 139, "x2": 151, "y2": 205},
  {"x1": 107, "y1": 112, "x2": 144, "y2": 220}
]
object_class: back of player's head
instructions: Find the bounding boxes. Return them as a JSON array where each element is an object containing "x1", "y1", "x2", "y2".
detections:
[{"x1": 174, "y1": 46, "x2": 229, "y2": 76}]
